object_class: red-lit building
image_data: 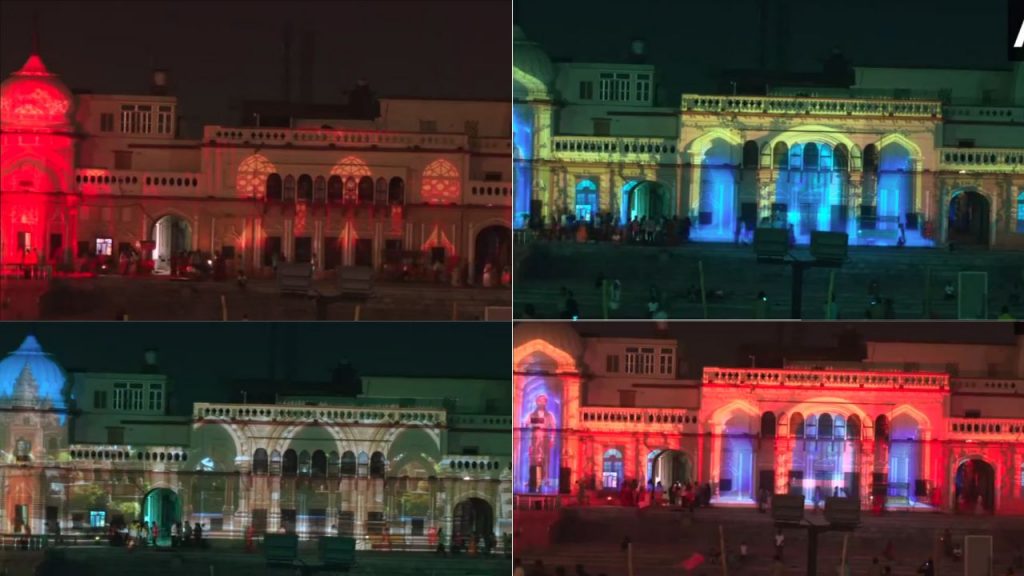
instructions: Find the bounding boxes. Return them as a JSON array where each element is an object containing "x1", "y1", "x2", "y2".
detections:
[
  {"x1": 513, "y1": 323, "x2": 1024, "y2": 515},
  {"x1": 0, "y1": 48, "x2": 512, "y2": 282}
]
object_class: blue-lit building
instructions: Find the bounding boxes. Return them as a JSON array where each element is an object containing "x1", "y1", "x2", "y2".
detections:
[{"x1": 513, "y1": 25, "x2": 1024, "y2": 249}]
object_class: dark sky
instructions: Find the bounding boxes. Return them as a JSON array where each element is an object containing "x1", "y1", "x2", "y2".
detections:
[
  {"x1": 571, "y1": 321, "x2": 1022, "y2": 376},
  {"x1": 0, "y1": 323, "x2": 509, "y2": 414},
  {"x1": 518, "y1": 0, "x2": 1012, "y2": 98},
  {"x1": 1, "y1": 1, "x2": 509, "y2": 136}
]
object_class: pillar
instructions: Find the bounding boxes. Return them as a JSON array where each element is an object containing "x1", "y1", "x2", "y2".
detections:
[
  {"x1": 912, "y1": 159, "x2": 923, "y2": 216},
  {"x1": 688, "y1": 153, "x2": 703, "y2": 218}
]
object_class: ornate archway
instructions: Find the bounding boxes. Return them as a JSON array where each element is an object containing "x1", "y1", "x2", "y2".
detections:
[
  {"x1": 954, "y1": 458, "x2": 995, "y2": 513},
  {"x1": 947, "y1": 189, "x2": 991, "y2": 247}
]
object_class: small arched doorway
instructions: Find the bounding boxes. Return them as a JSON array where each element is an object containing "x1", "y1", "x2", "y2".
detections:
[
  {"x1": 622, "y1": 181, "x2": 667, "y2": 223},
  {"x1": 954, "y1": 459, "x2": 995, "y2": 513},
  {"x1": 474, "y1": 225, "x2": 511, "y2": 285},
  {"x1": 948, "y1": 190, "x2": 990, "y2": 246},
  {"x1": 451, "y1": 497, "x2": 493, "y2": 543},
  {"x1": 647, "y1": 449, "x2": 693, "y2": 488},
  {"x1": 142, "y1": 487, "x2": 181, "y2": 546},
  {"x1": 152, "y1": 214, "x2": 192, "y2": 273}
]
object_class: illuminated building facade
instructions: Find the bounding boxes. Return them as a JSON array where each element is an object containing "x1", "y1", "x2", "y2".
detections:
[
  {"x1": 513, "y1": 323, "x2": 1024, "y2": 515},
  {"x1": 513, "y1": 25, "x2": 1024, "y2": 248},
  {"x1": 0, "y1": 47, "x2": 512, "y2": 282},
  {"x1": 0, "y1": 335, "x2": 512, "y2": 546}
]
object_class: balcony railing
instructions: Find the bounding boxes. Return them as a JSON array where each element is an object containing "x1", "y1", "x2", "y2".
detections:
[
  {"x1": 193, "y1": 402, "x2": 446, "y2": 426},
  {"x1": 681, "y1": 94, "x2": 943, "y2": 118},
  {"x1": 470, "y1": 137, "x2": 512, "y2": 154},
  {"x1": 580, "y1": 406, "x2": 696, "y2": 431},
  {"x1": 703, "y1": 367, "x2": 949, "y2": 390},
  {"x1": 440, "y1": 455, "x2": 509, "y2": 476},
  {"x1": 74, "y1": 169, "x2": 203, "y2": 196},
  {"x1": 449, "y1": 413, "x2": 513, "y2": 429},
  {"x1": 67, "y1": 444, "x2": 189, "y2": 463},
  {"x1": 551, "y1": 136, "x2": 678, "y2": 161},
  {"x1": 937, "y1": 147, "x2": 1024, "y2": 172},
  {"x1": 204, "y1": 126, "x2": 467, "y2": 150},
  {"x1": 950, "y1": 378, "x2": 1023, "y2": 394},
  {"x1": 947, "y1": 418, "x2": 1024, "y2": 439},
  {"x1": 943, "y1": 106, "x2": 1024, "y2": 124},
  {"x1": 466, "y1": 180, "x2": 512, "y2": 206}
]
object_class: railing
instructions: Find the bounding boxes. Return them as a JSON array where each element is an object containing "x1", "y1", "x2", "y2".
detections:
[
  {"x1": 681, "y1": 94, "x2": 943, "y2": 118},
  {"x1": 193, "y1": 402, "x2": 446, "y2": 425},
  {"x1": 448, "y1": 413, "x2": 513, "y2": 429},
  {"x1": 466, "y1": 180, "x2": 512, "y2": 205},
  {"x1": 947, "y1": 417, "x2": 1024, "y2": 439},
  {"x1": 950, "y1": 378, "x2": 1023, "y2": 394},
  {"x1": 204, "y1": 126, "x2": 467, "y2": 150},
  {"x1": 944, "y1": 106, "x2": 1024, "y2": 123},
  {"x1": 551, "y1": 136, "x2": 678, "y2": 160},
  {"x1": 471, "y1": 137, "x2": 512, "y2": 154},
  {"x1": 580, "y1": 406, "x2": 696, "y2": 431},
  {"x1": 440, "y1": 455, "x2": 509, "y2": 475},
  {"x1": 937, "y1": 147, "x2": 1024, "y2": 172},
  {"x1": 74, "y1": 169, "x2": 202, "y2": 195},
  {"x1": 702, "y1": 367, "x2": 949, "y2": 389},
  {"x1": 67, "y1": 444, "x2": 189, "y2": 463}
]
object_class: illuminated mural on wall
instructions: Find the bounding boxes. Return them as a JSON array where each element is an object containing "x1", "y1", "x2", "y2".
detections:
[
  {"x1": 517, "y1": 377, "x2": 561, "y2": 494},
  {"x1": 513, "y1": 104, "x2": 534, "y2": 229},
  {"x1": 235, "y1": 154, "x2": 276, "y2": 198}
]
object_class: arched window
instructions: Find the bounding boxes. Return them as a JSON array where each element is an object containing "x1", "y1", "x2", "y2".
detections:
[
  {"x1": 834, "y1": 415, "x2": 846, "y2": 439},
  {"x1": 847, "y1": 414, "x2": 861, "y2": 439},
  {"x1": 760, "y1": 412, "x2": 777, "y2": 438},
  {"x1": 357, "y1": 451, "x2": 369, "y2": 476},
  {"x1": 270, "y1": 450, "x2": 282, "y2": 475},
  {"x1": 297, "y1": 174, "x2": 313, "y2": 203},
  {"x1": 370, "y1": 451, "x2": 386, "y2": 478},
  {"x1": 344, "y1": 177, "x2": 358, "y2": 203},
  {"x1": 602, "y1": 449, "x2": 624, "y2": 489},
  {"x1": 283, "y1": 175, "x2": 296, "y2": 202},
  {"x1": 803, "y1": 143, "x2": 819, "y2": 170},
  {"x1": 818, "y1": 144, "x2": 833, "y2": 170},
  {"x1": 357, "y1": 176, "x2": 374, "y2": 204},
  {"x1": 834, "y1": 144, "x2": 849, "y2": 171},
  {"x1": 1017, "y1": 192, "x2": 1024, "y2": 233},
  {"x1": 312, "y1": 450, "x2": 327, "y2": 477},
  {"x1": 863, "y1": 144, "x2": 879, "y2": 173},
  {"x1": 874, "y1": 414, "x2": 889, "y2": 442},
  {"x1": 340, "y1": 451, "x2": 356, "y2": 476},
  {"x1": 253, "y1": 448, "x2": 269, "y2": 475},
  {"x1": 328, "y1": 451, "x2": 340, "y2": 477},
  {"x1": 575, "y1": 179, "x2": 598, "y2": 222},
  {"x1": 266, "y1": 174, "x2": 283, "y2": 201},
  {"x1": 773, "y1": 142, "x2": 789, "y2": 170},
  {"x1": 789, "y1": 143, "x2": 804, "y2": 171},
  {"x1": 421, "y1": 158, "x2": 461, "y2": 204},
  {"x1": 760, "y1": 143, "x2": 773, "y2": 168},
  {"x1": 313, "y1": 176, "x2": 327, "y2": 203},
  {"x1": 237, "y1": 154, "x2": 275, "y2": 197},
  {"x1": 298, "y1": 449, "x2": 311, "y2": 475},
  {"x1": 851, "y1": 145, "x2": 863, "y2": 171},
  {"x1": 790, "y1": 412, "x2": 805, "y2": 438},
  {"x1": 327, "y1": 176, "x2": 343, "y2": 203},
  {"x1": 743, "y1": 141, "x2": 760, "y2": 169},
  {"x1": 283, "y1": 449, "x2": 298, "y2": 476},
  {"x1": 374, "y1": 178, "x2": 388, "y2": 206},
  {"x1": 805, "y1": 414, "x2": 818, "y2": 439},
  {"x1": 388, "y1": 177, "x2": 405, "y2": 205},
  {"x1": 818, "y1": 413, "x2": 833, "y2": 439}
]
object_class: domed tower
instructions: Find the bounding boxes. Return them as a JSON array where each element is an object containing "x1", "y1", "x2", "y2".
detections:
[
  {"x1": 0, "y1": 35, "x2": 78, "y2": 268},
  {"x1": 0, "y1": 334, "x2": 69, "y2": 463}
]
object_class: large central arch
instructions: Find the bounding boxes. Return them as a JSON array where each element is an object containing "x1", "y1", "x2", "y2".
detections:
[
  {"x1": 947, "y1": 189, "x2": 991, "y2": 247},
  {"x1": 142, "y1": 487, "x2": 181, "y2": 547}
]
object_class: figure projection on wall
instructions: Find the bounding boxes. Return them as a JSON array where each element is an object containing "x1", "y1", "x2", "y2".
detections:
[{"x1": 527, "y1": 394, "x2": 555, "y2": 490}]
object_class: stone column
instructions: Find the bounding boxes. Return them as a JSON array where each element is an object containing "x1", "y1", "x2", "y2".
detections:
[
  {"x1": 223, "y1": 476, "x2": 236, "y2": 533},
  {"x1": 688, "y1": 153, "x2": 703, "y2": 218},
  {"x1": 860, "y1": 439, "x2": 874, "y2": 506},
  {"x1": 912, "y1": 159, "x2": 924, "y2": 216}
]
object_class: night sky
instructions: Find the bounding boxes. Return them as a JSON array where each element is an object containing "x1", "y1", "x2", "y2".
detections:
[
  {"x1": 0, "y1": 323, "x2": 509, "y2": 414},
  {"x1": 518, "y1": 0, "x2": 1012, "y2": 98},
  {"x1": 0, "y1": 1, "x2": 509, "y2": 137}
]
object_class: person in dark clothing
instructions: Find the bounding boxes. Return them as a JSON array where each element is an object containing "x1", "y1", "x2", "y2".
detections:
[
  {"x1": 193, "y1": 522, "x2": 203, "y2": 546},
  {"x1": 562, "y1": 289, "x2": 580, "y2": 320},
  {"x1": 918, "y1": 557, "x2": 935, "y2": 576}
]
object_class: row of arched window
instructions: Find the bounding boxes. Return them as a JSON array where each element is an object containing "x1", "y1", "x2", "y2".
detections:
[
  {"x1": 759, "y1": 412, "x2": 894, "y2": 441},
  {"x1": 266, "y1": 174, "x2": 405, "y2": 205},
  {"x1": 740, "y1": 141, "x2": 894, "y2": 173},
  {"x1": 251, "y1": 448, "x2": 385, "y2": 478}
]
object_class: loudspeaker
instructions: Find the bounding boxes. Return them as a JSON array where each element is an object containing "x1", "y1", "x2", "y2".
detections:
[
  {"x1": 529, "y1": 200, "x2": 543, "y2": 230},
  {"x1": 559, "y1": 467, "x2": 572, "y2": 494},
  {"x1": 915, "y1": 479, "x2": 928, "y2": 497},
  {"x1": 719, "y1": 478, "x2": 733, "y2": 492},
  {"x1": 905, "y1": 212, "x2": 919, "y2": 230},
  {"x1": 698, "y1": 212, "x2": 713, "y2": 225}
]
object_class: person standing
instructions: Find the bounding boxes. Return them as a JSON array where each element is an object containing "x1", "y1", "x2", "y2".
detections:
[{"x1": 775, "y1": 529, "x2": 785, "y2": 559}]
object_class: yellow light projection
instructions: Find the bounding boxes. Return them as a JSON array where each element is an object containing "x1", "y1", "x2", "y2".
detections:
[
  {"x1": 235, "y1": 154, "x2": 276, "y2": 198},
  {"x1": 421, "y1": 159, "x2": 461, "y2": 204}
]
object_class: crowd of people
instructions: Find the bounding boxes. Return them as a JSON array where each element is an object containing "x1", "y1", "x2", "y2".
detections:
[{"x1": 107, "y1": 520, "x2": 205, "y2": 548}]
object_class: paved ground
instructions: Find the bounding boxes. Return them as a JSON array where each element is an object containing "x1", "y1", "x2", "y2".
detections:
[
  {"x1": 515, "y1": 241, "x2": 1024, "y2": 320},
  {"x1": 0, "y1": 544, "x2": 510, "y2": 576},
  {"x1": 0, "y1": 275, "x2": 510, "y2": 321},
  {"x1": 515, "y1": 506, "x2": 1024, "y2": 576}
]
